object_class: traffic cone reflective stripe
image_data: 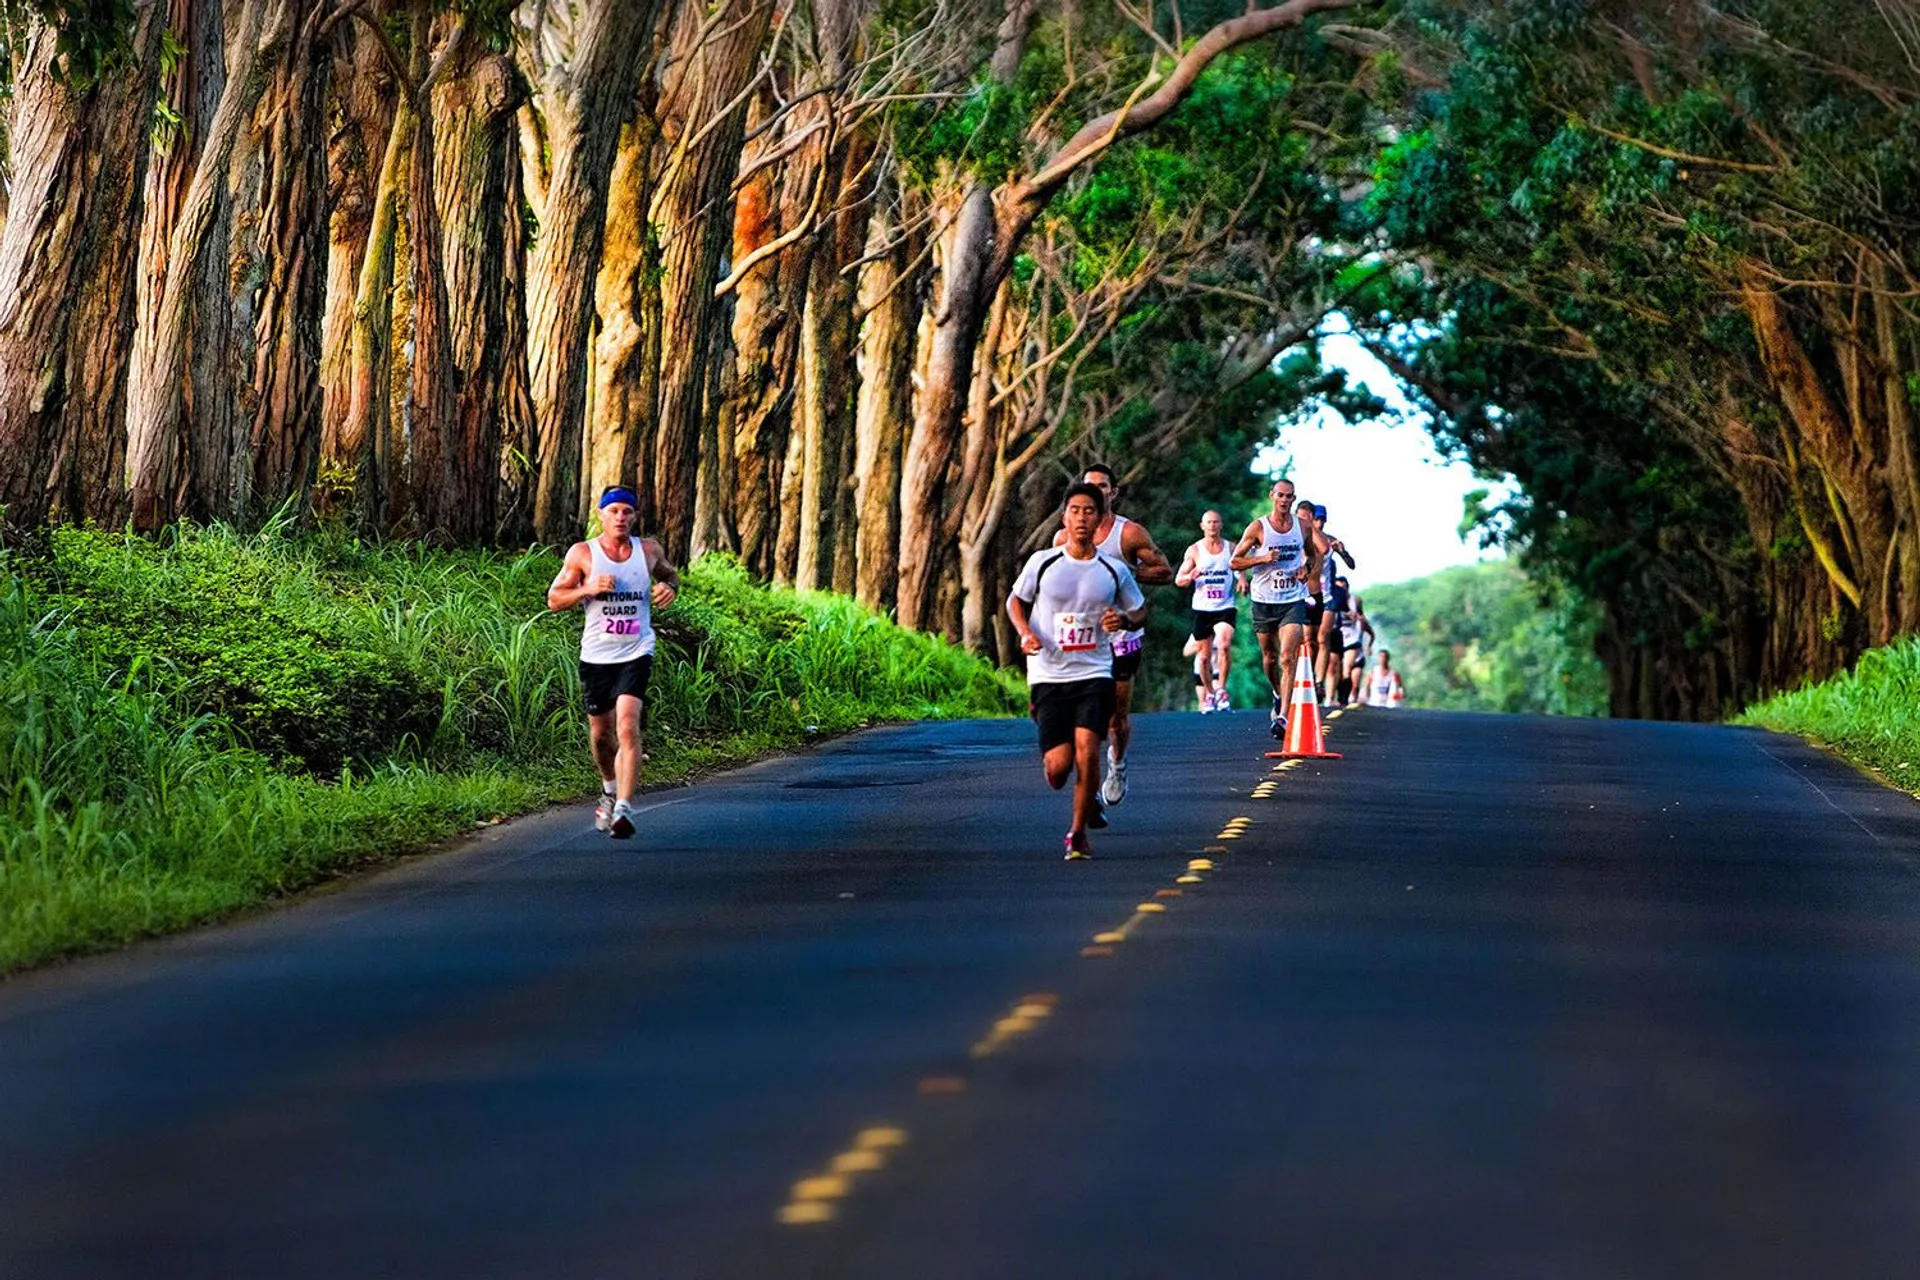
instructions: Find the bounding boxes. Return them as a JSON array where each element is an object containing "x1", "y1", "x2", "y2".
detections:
[{"x1": 1274, "y1": 653, "x2": 1341, "y2": 759}]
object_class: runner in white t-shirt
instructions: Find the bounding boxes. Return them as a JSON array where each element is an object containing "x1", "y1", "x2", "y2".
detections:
[
  {"x1": 1053, "y1": 463, "x2": 1173, "y2": 808},
  {"x1": 1174, "y1": 509, "x2": 1240, "y2": 713},
  {"x1": 547, "y1": 485, "x2": 680, "y2": 839},
  {"x1": 1011, "y1": 483, "x2": 1149, "y2": 859}
]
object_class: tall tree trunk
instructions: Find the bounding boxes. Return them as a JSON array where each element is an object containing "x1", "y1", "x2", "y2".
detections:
[
  {"x1": 853, "y1": 184, "x2": 924, "y2": 612},
  {"x1": 727, "y1": 83, "x2": 815, "y2": 576},
  {"x1": 247, "y1": 17, "x2": 332, "y2": 516},
  {"x1": 434, "y1": 43, "x2": 527, "y2": 543},
  {"x1": 587, "y1": 107, "x2": 661, "y2": 526},
  {"x1": 524, "y1": 0, "x2": 660, "y2": 543},
  {"x1": 648, "y1": 0, "x2": 776, "y2": 561},
  {"x1": 403, "y1": 12, "x2": 459, "y2": 540},
  {"x1": 319, "y1": 25, "x2": 396, "y2": 526},
  {"x1": 126, "y1": 1, "x2": 287, "y2": 528},
  {"x1": 0, "y1": 15, "x2": 164, "y2": 528}
]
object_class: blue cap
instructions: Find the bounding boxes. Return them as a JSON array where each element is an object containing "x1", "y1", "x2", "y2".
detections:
[
  {"x1": 1313, "y1": 504, "x2": 1328, "y2": 522},
  {"x1": 599, "y1": 487, "x2": 639, "y2": 509}
]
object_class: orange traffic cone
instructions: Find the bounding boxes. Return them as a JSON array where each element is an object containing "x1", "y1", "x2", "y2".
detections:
[{"x1": 1266, "y1": 653, "x2": 1342, "y2": 759}]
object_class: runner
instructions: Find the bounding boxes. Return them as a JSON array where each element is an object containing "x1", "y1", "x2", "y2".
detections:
[
  {"x1": 1010, "y1": 482, "x2": 1149, "y2": 859},
  {"x1": 1365, "y1": 649, "x2": 1405, "y2": 708},
  {"x1": 1338, "y1": 584, "x2": 1374, "y2": 706},
  {"x1": 1312, "y1": 504, "x2": 1358, "y2": 705},
  {"x1": 547, "y1": 485, "x2": 680, "y2": 839},
  {"x1": 1054, "y1": 463, "x2": 1173, "y2": 807},
  {"x1": 1232, "y1": 478, "x2": 1329, "y2": 740},
  {"x1": 1174, "y1": 509, "x2": 1239, "y2": 713},
  {"x1": 1182, "y1": 635, "x2": 1212, "y2": 713}
]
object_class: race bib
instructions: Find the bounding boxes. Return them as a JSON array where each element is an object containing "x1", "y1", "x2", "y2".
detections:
[
  {"x1": 1054, "y1": 611, "x2": 1098, "y2": 652},
  {"x1": 1113, "y1": 633, "x2": 1143, "y2": 657},
  {"x1": 1203, "y1": 583, "x2": 1230, "y2": 605}
]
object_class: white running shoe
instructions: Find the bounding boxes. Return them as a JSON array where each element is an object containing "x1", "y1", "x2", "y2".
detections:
[
  {"x1": 594, "y1": 793, "x2": 615, "y2": 832},
  {"x1": 1213, "y1": 689, "x2": 1230, "y2": 713},
  {"x1": 609, "y1": 801, "x2": 636, "y2": 840},
  {"x1": 1101, "y1": 749, "x2": 1128, "y2": 806}
]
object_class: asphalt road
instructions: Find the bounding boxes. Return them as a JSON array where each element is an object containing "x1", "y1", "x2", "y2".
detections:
[{"x1": 7, "y1": 706, "x2": 1920, "y2": 1278}]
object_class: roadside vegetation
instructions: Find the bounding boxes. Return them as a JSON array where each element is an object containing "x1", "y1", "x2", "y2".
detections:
[
  {"x1": 1360, "y1": 562, "x2": 1609, "y2": 717},
  {"x1": 0, "y1": 525, "x2": 1022, "y2": 973},
  {"x1": 1735, "y1": 641, "x2": 1920, "y2": 798}
]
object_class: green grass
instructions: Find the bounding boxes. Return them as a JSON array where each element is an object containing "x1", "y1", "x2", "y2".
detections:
[
  {"x1": 0, "y1": 525, "x2": 1023, "y2": 972},
  {"x1": 1734, "y1": 638, "x2": 1920, "y2": 797}
]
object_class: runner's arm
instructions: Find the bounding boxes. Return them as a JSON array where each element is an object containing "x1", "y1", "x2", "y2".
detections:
[
  {"x1": 1123, "y1": 523, "x2": 1176, "y2": 586},
  {"x1": 1228, "y1": 523, "x2": 1272, "y2": 572},
  {"x1": 1005, "y1": 592, "x2": 1043, "y2": 655},
  {"x1": 1328, "y1": 535, "x2": 1357, "y2": 569},
  {"x1": 642, "y1": 538, "x2": 679, "y2": 609},
  {"x1": 547, "y1": 543, "x2": 607, "y2": 611},
  {"x1": 1174, "y1": 544, "x2": 1198, "y2": 587}
]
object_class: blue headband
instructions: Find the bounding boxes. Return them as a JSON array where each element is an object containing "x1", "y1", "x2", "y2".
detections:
[{"x1": 599, "y1": 487, "x2": 639, "y2": 510}]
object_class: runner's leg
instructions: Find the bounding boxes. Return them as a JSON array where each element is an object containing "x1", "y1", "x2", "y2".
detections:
[
  {"x1": 589, "y1": 712, "x2": 618, "y2": 788},
  {"x1": 1072, "y1": 727, "x2": 1103, "y2": 833},
  {"x1": 614, "y1": 693, "x2": 644, "y2": 803},
  {"x1": 1213, "y1": 622, "x2": 1234, "y2": 706},
  {"x1": 1043, "y1": 742, "x2": 1073, "y2": 790}
]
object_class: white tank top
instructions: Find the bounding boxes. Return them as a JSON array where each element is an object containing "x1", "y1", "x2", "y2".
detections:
[
  {"x1": 1097, "y1": 515, "x2": 1145, "y2": 653},
  {"x1": 1189, "y1": 542, "x2": 1235, "y2": 611},
  {"x1": 580, "y1": 538, "x2": 655, "y2": 663},
  {"x1": 1369, "y1": 667, "x2": 1397, "y2": 706},
  {"x1": 1249, "y1": 515, "x2": 1308, "y2": 605}
]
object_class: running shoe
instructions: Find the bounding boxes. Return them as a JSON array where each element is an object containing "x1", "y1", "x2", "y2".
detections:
[
  {"x1": 594, "y1": 793, "x2": 615, "y2": 832},
  {"x1": 1198, "y1": 696, "x2": 1212, "y2": 715},
  {"x1": 1089, "y1": 796, "x2": 1109, "y2": 829},
  {"x1": 1064, "y1": 830, "x2": 1092, "y2": 860},
  {"x1": 609, "y1": 802, "x2": 636, "y2": 840},
  {"x1": 1101, "y1": 748, "x2": 1128, "y2": 806},
  {"x1": 1213, "y1": 689, "x2": 1230, "y2": 713}
]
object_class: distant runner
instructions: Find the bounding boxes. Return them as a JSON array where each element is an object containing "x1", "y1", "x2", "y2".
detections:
[
  {"x1": 1054, "y1": 463, "x2": 1174, "y2": 807},
  {"x1": 1012, "y1": 483, "x2": 1149, "y2": 859},
  {"x1": 1175, "y1": 510, "x2": 1239, "y2": 713},
  {"x1": 1232, "y1": 478, "x2": 1329, "y2": 740},
  {"x1": 547, "y1": 486, "x2": 680, "y2": 839},
  {"x1": 1338, "y1": 584, "x2": 1374, "y2": 706},
  {"x1": 1308, "y1": 504, "x2": 1357, "y2": 706},
  {"x1": 1365, "y1": 649, "x2": 1405, "y2": 708}
]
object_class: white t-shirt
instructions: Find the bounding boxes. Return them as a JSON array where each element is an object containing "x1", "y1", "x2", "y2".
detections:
[
  {"x1": 580, "y1": 538, "x2": 655, "y2": 663},
  {"x1": 1009, "y1": 547, "x2": 1146, "y2": 684},
  {"x1": 1249, "y1": 515, "x2": 1309, "y2": 605}
]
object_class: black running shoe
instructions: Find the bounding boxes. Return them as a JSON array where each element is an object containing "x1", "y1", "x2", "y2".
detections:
[{"x1": 1088, "y1": 797, "x2": 1109, "y2": 830}]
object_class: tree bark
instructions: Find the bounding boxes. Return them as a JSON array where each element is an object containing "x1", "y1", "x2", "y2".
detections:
[
  {"x1": 853, "y1": 185, "x2": 924, "y2": 611},
  {"x1": 433, "y1": 42, "x2": 527, "y2": 543},
  {"x1": 0, "y1": 15, "x2": 164, "y2": 528},
  {"x1": 648, "y1": 0, "x2": 776, "y2": 561},
  {"x1": 126, "y1": 0, "x2": 287, "y2": 528},
  {"x1": 246, "y1": 14, "x2": 333, "y2": 516},
  {"x1": 524, "y1": 0, "x2": 661, "y2": 543}
]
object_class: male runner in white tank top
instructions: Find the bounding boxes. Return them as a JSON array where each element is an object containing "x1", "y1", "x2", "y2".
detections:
[
  {"x1": 1052, "y1": 463, "x2": 1172, "y2": 807},
  {"x1": 1011, "y1": 483, "x2": 1149, "y2": 859},
  {"x1": 1174, "y1": 510, "x2": 1240, "y2": 713},
  {"x1": 547, "y1": 485, "x2": 680, "y2": 839},
  {"x1": 1365, "y1": 649, "x2": 1405, "y2": 708},
  {"x1": 1231, "y1": 478, "x2": 1329, "y2": 740}
]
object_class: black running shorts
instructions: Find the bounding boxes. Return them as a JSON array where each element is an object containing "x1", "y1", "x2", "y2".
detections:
[
  {"x1": 1030, "y1": 678, "x2": 1116, "y2": 752},
  {"x1": 1110, "y1": 644, "x2": 1144, "y2": 682},
  {"x1": 580, "y1": 655, "x2": 653, "y2": 716},
  {"x1": 1190, "y1": 608, "x2": 1237, "y2": 641},
  {"x1": 1305, "y1": 600, "x2": 1325, "y2": 632},
  {"x1": 1251, "y1": 600, "x2": 1309, "y2": 633}
]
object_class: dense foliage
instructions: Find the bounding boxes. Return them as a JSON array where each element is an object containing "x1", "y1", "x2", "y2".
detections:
[{"x1": 1363, "y1": 561, "x2": 1610, "y2": 716}]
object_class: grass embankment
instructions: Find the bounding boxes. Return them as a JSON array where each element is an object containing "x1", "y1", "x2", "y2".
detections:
[
  {"x1": 1735, "y1": 638, "x2": 1920, "y2": 797},
  {"x1": 1, "y1": 525, "x2": 1023, "y2": 973}
]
